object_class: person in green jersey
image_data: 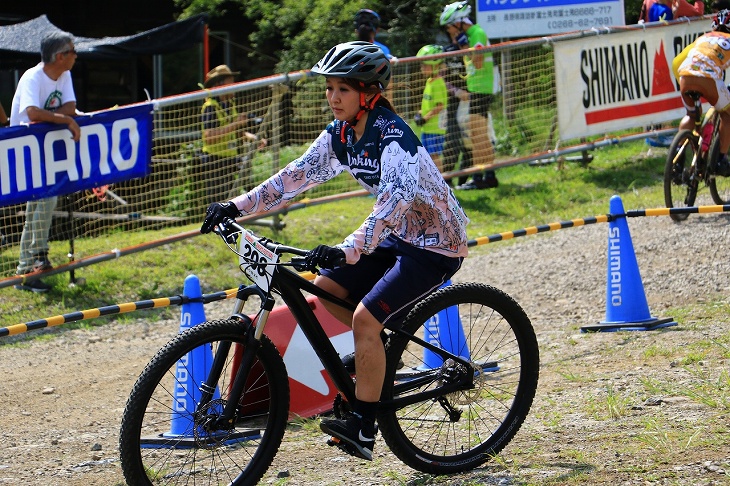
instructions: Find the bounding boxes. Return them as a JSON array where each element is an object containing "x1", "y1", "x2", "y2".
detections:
[{"x1": 440, "y1": 1, "x2": 499, "y2": 190}]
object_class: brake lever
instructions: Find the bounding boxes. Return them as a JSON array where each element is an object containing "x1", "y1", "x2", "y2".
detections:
[{"x1": 214, "y1": 218, "x2": 239, "y2": 244}]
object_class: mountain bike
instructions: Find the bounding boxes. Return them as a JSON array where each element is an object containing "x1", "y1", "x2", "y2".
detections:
[
  {"x1": 119, "y1": 219, "x2": 539, "y2": 485},
  {"x1": 664, "y1": 91, "x2": 730, "y2": 222}
]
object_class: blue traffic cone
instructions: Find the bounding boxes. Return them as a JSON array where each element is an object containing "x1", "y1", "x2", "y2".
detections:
[
  {"x1": 421, "y1": 280, "x2": 471, "y2": 369},
  {"x1": 581, "y1": 196, "x2": 677, "y2": 332},
  {"x1": 164, "y1": 274, "x2": 218, "y2": 437}
]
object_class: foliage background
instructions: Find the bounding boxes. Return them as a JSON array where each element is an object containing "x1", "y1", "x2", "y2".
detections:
[{"x1": 172, "y1": 0, "x2": 652, "y2": 75}]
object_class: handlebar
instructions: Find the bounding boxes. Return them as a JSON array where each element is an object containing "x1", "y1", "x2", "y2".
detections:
[
  {"x1": 214, "y1": 218, "x2": 345, "y2": 272},
  {"x1": 215, "y1": 218, "x2": 308, "y2": 256}
]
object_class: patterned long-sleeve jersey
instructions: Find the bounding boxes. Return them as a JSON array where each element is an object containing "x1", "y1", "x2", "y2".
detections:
[{"x1": 230, "y1": 106, "x2": 469, "y2": 264}]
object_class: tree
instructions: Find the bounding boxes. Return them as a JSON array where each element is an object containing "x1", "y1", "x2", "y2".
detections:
[
  {"x1": 176, "y1": 0, "x2": 451, "y2": 73},
  {"x1": 175, "y1": 0, "x2": 662, "y2": 75}
]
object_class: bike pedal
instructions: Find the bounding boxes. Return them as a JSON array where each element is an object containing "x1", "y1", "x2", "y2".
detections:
[
  {"x1": 336, "y1": 442, "x2": 357, "y2": 457},
  {"x1": 326, "y1": 436, "x2": 359, "y2": 457}
]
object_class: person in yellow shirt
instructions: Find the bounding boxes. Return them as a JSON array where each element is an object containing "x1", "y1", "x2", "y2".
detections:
[
  {"x1": 672, "y1": 10, "x2": 730, "y2": 175},
  {"x1": 414, "y1": 44, "x2": 447, "y2": 172},
  {"x1": 201, "y1": 65, "x2": 266, "y2": 203}
]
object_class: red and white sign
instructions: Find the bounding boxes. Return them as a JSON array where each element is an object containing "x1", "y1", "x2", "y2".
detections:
[
  {"x1": 257, "y1": 296, "x2": 354, "y2": 419},
  {"x1": 554, "y1": 20, "x2": 710, "y2": 140}
]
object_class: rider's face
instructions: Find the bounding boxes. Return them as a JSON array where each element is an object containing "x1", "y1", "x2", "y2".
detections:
[
  {"x1": 325, "y1": 77, "x2": 361, "y2": 121},
  {"x1": 446, "y1": 23, "x2": 461, "y2": 41}
]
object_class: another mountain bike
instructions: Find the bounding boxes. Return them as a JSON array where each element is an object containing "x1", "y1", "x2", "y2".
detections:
[
  {"x1": 119, "y1": 219, "x2": 539, "y2": 485},
  {"x1": 664, "y1": 91, "x2": 730, "y2": 222}
]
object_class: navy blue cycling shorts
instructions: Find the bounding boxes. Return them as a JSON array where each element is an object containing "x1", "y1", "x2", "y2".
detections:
[{"x1": 319, "y1": 235, "x2": 462, "y2": 326}]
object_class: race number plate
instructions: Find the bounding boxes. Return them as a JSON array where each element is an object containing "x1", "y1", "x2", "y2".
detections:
[{"x1": 238, "y1": 228, "x2": 279, "y2": 292}]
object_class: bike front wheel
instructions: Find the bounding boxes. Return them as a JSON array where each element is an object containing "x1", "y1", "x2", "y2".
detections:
[
  {"x1": 702, "y1": 114, "x2": 730, "y2": 205},
  {"x1": 119, "y1": 318, "x2": 290, "y2": 486},
  {"x1": 378, "y1": 282, "x2": 539, "y2": 474},
  {"x1": 664, "y1": 129, "x2": 699, "y2": 222}
]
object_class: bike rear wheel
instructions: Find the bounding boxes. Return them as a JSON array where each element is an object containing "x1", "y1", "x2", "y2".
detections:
[
  {"x1": 709, "y1": 175, "x2": 730, "y2": 205},
  {"x1": 664, "y1": 129, "x2": 699, "y2": 222},
  {"x1": 378, "y1": 282, "x2": 539, "y2": 474},
  {"x1": 708, "y1": 134, "x2": 730, "y2": 205},
  {"x1": 119, "y1": 318, "x2": 289, "y2": 486}
]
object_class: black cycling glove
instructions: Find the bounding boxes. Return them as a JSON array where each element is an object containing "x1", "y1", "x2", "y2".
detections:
[
  {"x1": 305, "y1": 244, "x2": 346, "y2": 271},
  {"x1": 200, "y1": 201, "x2": 241, "y2": 234}
]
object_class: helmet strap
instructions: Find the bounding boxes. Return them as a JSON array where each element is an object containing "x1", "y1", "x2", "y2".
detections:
[{"x1": 340, "y1": 91, "x2": 381, "y2": 143}]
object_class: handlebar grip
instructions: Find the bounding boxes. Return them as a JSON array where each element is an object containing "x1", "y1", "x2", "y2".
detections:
[
  {"x1": 290, "y1": 257, "x2": 310, "y2": 272},
  {"x1": 289, "y1": 255, "x2": 346, "y2": 273}
]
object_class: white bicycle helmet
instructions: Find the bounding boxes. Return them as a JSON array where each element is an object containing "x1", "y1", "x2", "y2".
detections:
[
  {"x1": 439, "y1": 1, "x2": 472, "y2": 26},
  {"x1": 311, "y1": 41, "x2": 391, "y2": 89}
]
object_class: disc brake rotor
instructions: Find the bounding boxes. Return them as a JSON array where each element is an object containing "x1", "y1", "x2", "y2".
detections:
[{"x1": 194, "y1": 398, "x2": 234, "y2": 449}]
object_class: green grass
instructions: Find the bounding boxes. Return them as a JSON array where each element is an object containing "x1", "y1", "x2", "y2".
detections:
[{"x1": 0, "y1": 140, "x2": 668, "y2": 333}]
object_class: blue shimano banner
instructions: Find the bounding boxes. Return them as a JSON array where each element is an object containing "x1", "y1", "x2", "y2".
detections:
[{"x1": 0, "y1": 103, "x2": 153, "y2": 207}]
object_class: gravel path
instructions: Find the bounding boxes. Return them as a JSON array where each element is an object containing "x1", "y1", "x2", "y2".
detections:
[{"x1": 1, "y1": 197, "x2": 729, "y2": 485}]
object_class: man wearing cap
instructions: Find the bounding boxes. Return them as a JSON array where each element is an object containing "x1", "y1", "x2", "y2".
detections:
[{"x1": 200, "y1": 64, "x2": 264, "y2": 204}]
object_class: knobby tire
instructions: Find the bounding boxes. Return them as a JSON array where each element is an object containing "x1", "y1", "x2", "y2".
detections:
[
  {"x1": 664, "y1": 129, "x2": 698, "y2": 222},
  {"x1": 377, "y1": 282, "x2": 539, "y2": 474},
  {"x1": 119, "y1": 318, "x2": 289, "y2": 486}
]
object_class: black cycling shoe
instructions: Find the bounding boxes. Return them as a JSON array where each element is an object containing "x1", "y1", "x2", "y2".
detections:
[
  {"x1": 321, "y1": 413, "x2": 375, "y2": 461},
  {"x1": 715, "y1": 155, "x2": 730, "y2": 177}
]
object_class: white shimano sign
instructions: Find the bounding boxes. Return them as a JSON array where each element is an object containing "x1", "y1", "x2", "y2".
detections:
[{"x1": 476, "y1": 0, "x2": 625, "y2": 39}]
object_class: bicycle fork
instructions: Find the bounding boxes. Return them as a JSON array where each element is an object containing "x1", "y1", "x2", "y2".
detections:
[{"x1": 197, "y1": 292, "x2": 275, "y2": 431}]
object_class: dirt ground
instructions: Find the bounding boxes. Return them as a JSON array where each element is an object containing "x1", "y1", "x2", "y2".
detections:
[{"x1": 1, "y1": 207, "x2": 729, "y2": 485}]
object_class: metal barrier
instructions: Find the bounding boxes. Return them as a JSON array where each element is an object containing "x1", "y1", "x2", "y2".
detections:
[{"x1": 5, "y1": 203, "x2": 729, "y2": 338}]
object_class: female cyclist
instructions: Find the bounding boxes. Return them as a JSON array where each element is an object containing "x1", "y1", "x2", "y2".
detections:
[
  {"x1": 201, "y1": 41, "x2": 469, "y2": 462},
  {"x1": 673, "y1": 9, "x2": 730, "y2": 175}
]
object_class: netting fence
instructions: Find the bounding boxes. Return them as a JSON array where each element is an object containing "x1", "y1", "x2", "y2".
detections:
[{"x1": 0, "y1": 21, "x2": 690, "y2": 281}]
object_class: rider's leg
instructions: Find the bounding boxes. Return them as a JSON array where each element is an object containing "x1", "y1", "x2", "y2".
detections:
[
  {"x1": 319, "y1": 236, "x2": 462, "y2": 460},
  {"x1": 714, "y1": 106, "x2": 730, "y2": 175},
  {"x1": 312, "y1": 275, "x2": 353, "y2": 326},
  {"x1": 679, "y1": 76, "x2": 720, "y2": 131},
  {"x1": 711, "y1": 77, "x2": 730, "y2": 155},
  {"x1": 352, "y1": 304, "x2": 386, "y2": 403},
  {"x1": 718, "y1": 109, "x2": 730, "y2": 154}
]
